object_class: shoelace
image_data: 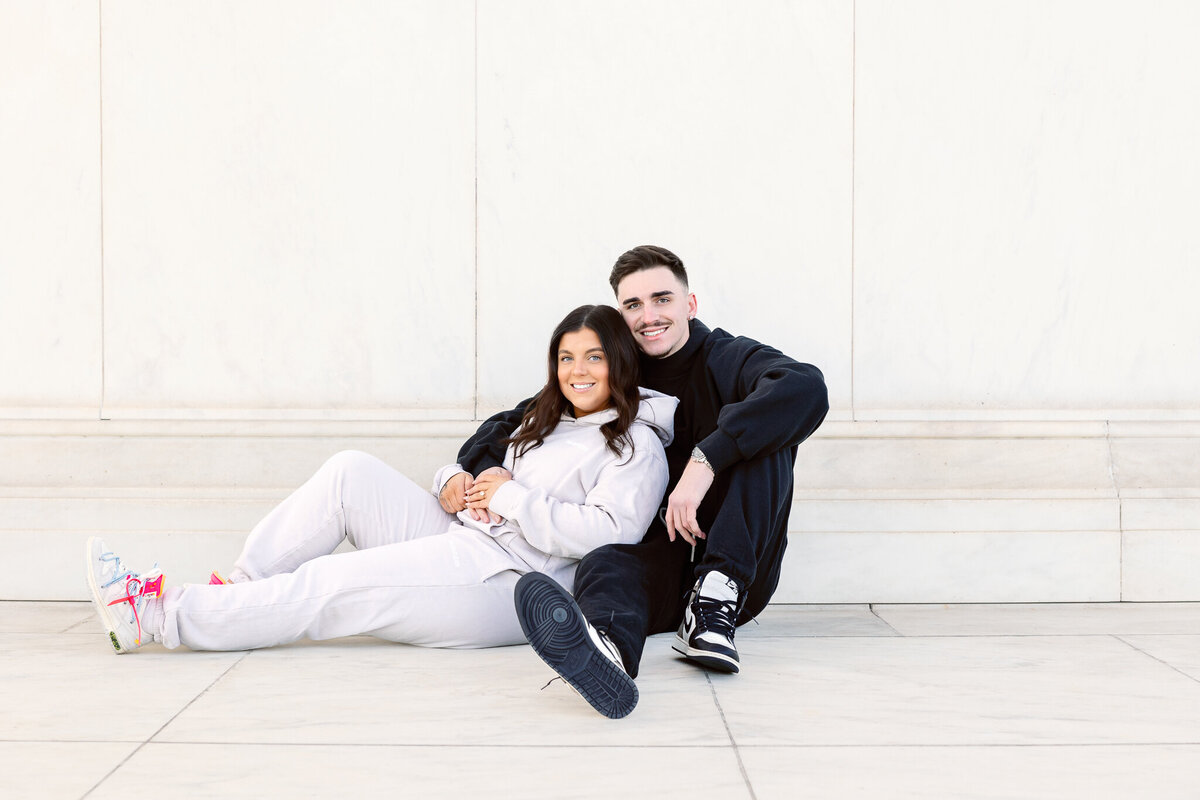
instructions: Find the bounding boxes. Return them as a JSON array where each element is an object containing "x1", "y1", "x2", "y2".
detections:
[
  {"x1": 100, "y1": 552, "x2": 163, "y2": 645},
  {"x1": 693, "y1": 594, "x2": 738, "y2": 640}
]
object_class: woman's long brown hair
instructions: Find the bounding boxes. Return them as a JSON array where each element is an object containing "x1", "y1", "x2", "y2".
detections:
[{"x1": 506, "y1": 304, "x2": 642, "y2": 461}]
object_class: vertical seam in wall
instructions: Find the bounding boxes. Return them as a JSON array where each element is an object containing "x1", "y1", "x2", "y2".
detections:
[
  {"x1": 1104, "y1": 419, "x2": 1124, "y2": 599},
  {"x1": 472, "y1": 0, "x2": 480, "y2": 420},
  {"x1": 850, "y1": 0, "x2": 857, "y2": 422},
  {"x1": 98, "y1": 0, "x2": 108, "y2": 421}
]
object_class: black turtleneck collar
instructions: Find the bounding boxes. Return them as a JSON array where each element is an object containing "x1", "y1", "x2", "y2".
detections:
[{"x1": 640, "y1": 318, "x2": 710, "y2": 386}]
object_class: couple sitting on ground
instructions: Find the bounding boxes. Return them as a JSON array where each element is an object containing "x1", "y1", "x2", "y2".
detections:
[{"x1": 86, "y1": 245, "x2": 829, "y2": 719}]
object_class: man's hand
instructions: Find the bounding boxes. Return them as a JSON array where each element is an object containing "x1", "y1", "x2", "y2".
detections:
[
  {"x1": 465, "y1": 466, "x2": 512, "y2": 524},
  {"x1": 478, "y1": 466, "x2": 512, "y2": 481},
  {"x1": 664, "y1": 459, "x2": 715, "y2": 546},
  {"x1": 438, "y1": 471, "x2": 472, "y2": 514}
]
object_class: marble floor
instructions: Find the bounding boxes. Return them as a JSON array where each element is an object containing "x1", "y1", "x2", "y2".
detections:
[{"x1": 4, "y1": 602, "x2": 1200, "y2": 799}]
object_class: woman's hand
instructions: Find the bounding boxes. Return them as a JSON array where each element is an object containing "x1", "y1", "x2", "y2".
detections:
[
  {"x1": 466, "y1": 467, "x2": 512, "y2": 522},
  {"x1": 438, "y1": 471, "x2": 473, "y2": 514}
]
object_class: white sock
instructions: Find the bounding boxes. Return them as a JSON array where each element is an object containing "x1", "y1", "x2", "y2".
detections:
[
  {"x1": 139, "y1": 591, "x2": 165, "y2": 642},
  {"x1": 226, "y1": 567, "x2": 253, "y2": 584}
]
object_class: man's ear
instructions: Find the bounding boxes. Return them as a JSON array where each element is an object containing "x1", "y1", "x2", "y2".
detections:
[{"x1": 687, "y1": 293, "x2": 698, "y2": 320}]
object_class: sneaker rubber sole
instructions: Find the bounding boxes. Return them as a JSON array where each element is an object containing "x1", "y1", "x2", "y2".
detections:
[
  {"x1": 514, "y1": 572, "x2": 638, "y2": 719},
  {"x1": 84, "y1": 537, "x2": 129, "y2": 654},
  {"x1": 671, "y1": 634, "x2": 741, "y2": 674}
]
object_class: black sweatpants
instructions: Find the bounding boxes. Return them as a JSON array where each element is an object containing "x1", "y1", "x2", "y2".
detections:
[{"x1": 572, "y1": 445, "x2": 797, "y2": 677}]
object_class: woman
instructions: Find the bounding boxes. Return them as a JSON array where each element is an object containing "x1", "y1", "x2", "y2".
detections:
[{"x1": 86, "y1": 305, "x2": 674, "y2": 654}]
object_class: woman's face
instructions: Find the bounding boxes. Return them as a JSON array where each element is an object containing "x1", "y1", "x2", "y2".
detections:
[{"x1": 556, "y1": 326, "x2": 613, "y2": 418}]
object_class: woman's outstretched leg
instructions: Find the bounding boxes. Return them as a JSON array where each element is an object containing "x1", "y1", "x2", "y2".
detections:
[
  {"x1": 163, "y1": 529, "x2": 528, "y2": 651},
  {"x1": 231, "y1": 450, "x2": 453, "y2": 581}
]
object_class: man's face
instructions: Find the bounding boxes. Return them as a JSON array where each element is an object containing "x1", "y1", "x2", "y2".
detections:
[{"x1": 615, "y1": 266, "x2": 697, "y2": 358}]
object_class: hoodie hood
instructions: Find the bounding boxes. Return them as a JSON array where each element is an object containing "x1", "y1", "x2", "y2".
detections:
[
  {"x1": 634, "y1": 388, "x2": 677, "y2": 446},
  {"x1": 561, "y1": 388, "x2": 677, "y2": 447}
]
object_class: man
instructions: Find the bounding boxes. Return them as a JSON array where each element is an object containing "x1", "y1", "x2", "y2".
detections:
[{"x1": 448, "y1": 245, "x2": 828, "y2": 718}]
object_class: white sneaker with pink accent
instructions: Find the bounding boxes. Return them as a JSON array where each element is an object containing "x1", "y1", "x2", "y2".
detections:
[{"x1": 85, "y1": 537, "x2": 165, "y2": 654}]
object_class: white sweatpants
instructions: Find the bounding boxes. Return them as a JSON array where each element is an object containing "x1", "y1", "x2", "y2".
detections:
[{"x1": 160, "y1": 450, "x2": 539, "y2": 651}]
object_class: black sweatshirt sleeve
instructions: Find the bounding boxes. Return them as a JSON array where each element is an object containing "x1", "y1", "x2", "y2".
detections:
[
  {"x1": 456, "y1": 398, "x2": 533, "y2": 475},
  {"x1": 697, "y1": 339, "x2": 829, "y2": 473}
]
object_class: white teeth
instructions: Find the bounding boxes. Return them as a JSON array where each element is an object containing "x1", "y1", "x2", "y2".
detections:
[
  {"x1": 641, "y1": 328, "x2": 665, "y2": 338},
  {"x1": 572, "y1": 383, "x2": 594, "y2": 390}
]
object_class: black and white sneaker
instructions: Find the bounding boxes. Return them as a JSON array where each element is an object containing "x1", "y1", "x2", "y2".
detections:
[
  {"x1": 514, "y1": 572, "x2": 638, "y2": 719},
  {"x1": 672, "y1": 570, "x2": 742, "y2": 674}
]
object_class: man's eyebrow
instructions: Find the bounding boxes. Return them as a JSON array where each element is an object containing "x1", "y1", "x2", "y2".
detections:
[{"x1": 620, "y1": 289, "x2": 675, "y2": 307}]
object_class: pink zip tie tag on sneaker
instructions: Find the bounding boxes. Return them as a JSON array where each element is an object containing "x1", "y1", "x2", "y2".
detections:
[
  {"x1": 107, "y1": 572, "x2": 163, "y2": 646},
  {"x1": 107, "y1": 573, "x2": 163, "y2": 608},
  {"x1": 209, "y1": 571, "x2": 229, "y2": 585}
]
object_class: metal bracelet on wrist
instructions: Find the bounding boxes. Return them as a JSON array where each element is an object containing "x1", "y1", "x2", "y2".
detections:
[{"x1": 690, "y1": 446, "x2": 715, "y2": 473}]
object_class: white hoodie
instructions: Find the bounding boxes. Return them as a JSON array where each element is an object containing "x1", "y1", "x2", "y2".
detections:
[{"x1": 432, "y1": 390, "x2": 676, "y2": 584}]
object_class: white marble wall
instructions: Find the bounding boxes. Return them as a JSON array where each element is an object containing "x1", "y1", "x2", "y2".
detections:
[
  {"x1": 0, "y1": 1, "x2": 102, "y2": 417},
  {"x1": 854, "y1": 1, "x2": 1200, "y2": 419},
  {"x1": 99, "y1": 1, "x2": 477, "y2": 419},
  {"x1": 475, "y1": 0, "x2": 853, "y2": 412},
  {"x1": 2, "y1": 1, "x2": 1198, "y2": 420}
]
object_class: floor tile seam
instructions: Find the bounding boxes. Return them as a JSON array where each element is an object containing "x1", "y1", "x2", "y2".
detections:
[
  {"x1": 726, "y1": 742, "x2": 1200, "y2": 749},
  {"x1": 1112, "y1": 634, "x2": 1200, "y2": 686},
  {"x1": 869, "y1": 603, "x2": 1200, "y2": 609},
  {"x1": 738, "y1": 633, "x2": 901, "y2": 639},
  {"x1": 0, "y1": 633, "x2": 132, "y2": 638},
  {"x1": 794, "y1": 632, "x2": 1200, "y2": 638},
  {"x1": 0, "y1": 739, "x2": 148, "y2": 745},
  {"x1": 99, "y1": 741, "x2": 744, "y2": 749},
  {"x1": 740, "y1": 632, "x2": 1200, "y2": 640},
  {"x1": 705, "y1": 672, "x2": 759, "y2": 800},
  {"x1": 867, "y1": 604, "x2": 903, "y2": 635},
  {"x1": 60, "y1": 619, "x2": 100, "y2": 633},
  {"x1": 14, "y1": 631, "x2": 1200, "y2": 639},
  {"x1": 80, "y1": 651, "x2": 250, "y2": 799},
  {"x1": 12, "y1": 739, "x2": 1200, "y2": 749},
  {"x1": 18, "y1": 629, "x2": 1200, "y2": 639},
  {"x1": 788, "y1": 526, "x2": 1127, "y2": 533}
]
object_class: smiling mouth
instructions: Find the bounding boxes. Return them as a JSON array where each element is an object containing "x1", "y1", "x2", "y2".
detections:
[
  {"x1": 639, "y1": 326, "x2": 668, "y2": 339},
  {"x1": 570, "y1": 383, "x2": 596, "y2": 392}
]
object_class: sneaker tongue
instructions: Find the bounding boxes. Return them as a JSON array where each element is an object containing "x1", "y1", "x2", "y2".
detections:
[{"x1": 701, "y1": 571, "x2": 738, "y2": 603}]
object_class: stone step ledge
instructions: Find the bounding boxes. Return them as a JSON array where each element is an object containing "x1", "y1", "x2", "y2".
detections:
[{"x1": 11, "y1": 527, "x2": 1196, "y2": 603}]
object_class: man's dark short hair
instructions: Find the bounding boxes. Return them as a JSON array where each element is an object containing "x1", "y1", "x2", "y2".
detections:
[{"x1": 608, "y1": 245, "x2": 689, "y2": 295}]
